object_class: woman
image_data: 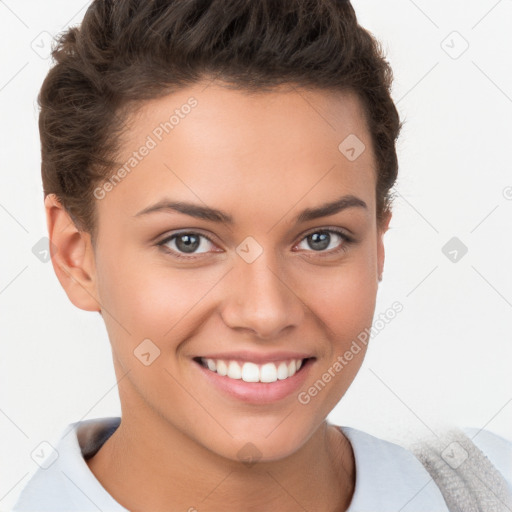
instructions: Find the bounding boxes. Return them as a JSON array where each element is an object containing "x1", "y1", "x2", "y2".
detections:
[{"x1": 12, "y1": 0, "x2": 512, "y2": 510}]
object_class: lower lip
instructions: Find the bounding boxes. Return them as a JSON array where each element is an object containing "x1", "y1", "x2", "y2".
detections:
[{"x1": 193, "y1": 358, "x2": 315, "y2": 404}]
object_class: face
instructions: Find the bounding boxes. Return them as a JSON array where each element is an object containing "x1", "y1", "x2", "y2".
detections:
[{"x1": 87, "y1": 82, "x2": 388, "y2": 461}]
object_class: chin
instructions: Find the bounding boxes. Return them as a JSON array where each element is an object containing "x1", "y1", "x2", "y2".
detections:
[{"x1": 201, "y1": 421, "x2": 314, "y2": 465}]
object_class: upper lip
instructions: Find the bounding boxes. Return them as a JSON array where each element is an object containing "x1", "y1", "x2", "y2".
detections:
[{"x1": 194, "y1": 351, "x2": 314, "y2": 364}]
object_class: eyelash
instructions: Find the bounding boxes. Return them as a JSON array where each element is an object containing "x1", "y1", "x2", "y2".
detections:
[{"x1": 156, "y1": 228, "x2": 355, "y2": 260}]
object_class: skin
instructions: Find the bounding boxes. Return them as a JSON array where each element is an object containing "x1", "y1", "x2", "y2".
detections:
[{"x1": 45, "y1": 81, "x2": 391, "y2": 512}]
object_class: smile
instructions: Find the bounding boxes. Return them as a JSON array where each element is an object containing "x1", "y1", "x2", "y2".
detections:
[
  {"x1": 192, "y1": 353, "x2": 315, "y2": 403},
  {"x1": 195, "y1": 357, "x2": 305, "y2": 383}
]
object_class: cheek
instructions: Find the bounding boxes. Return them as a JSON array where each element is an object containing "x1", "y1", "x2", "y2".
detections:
[
  {"x1": 327, "y1": 268, "x2": 377, "y2": 334},
  {"x1": 95, "y1": 246, "x2": 225, "y2": 350},
  {"x1": 98, "y1": 267, "x2": 183, "y2": 334},
  {"x1": 299, "y1": 251, "x2": 378, "y2": 337},
  {"x1": 308, "y1": 278, "x2": 376, "y2": 381}
]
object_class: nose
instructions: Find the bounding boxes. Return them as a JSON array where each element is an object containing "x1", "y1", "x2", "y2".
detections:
[{"x1": 220, "y1": 251, "x2": 305, "y2": 339}]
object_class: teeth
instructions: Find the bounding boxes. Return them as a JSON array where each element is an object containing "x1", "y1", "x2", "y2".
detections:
[
  {"x1": 241, "y1": 362, "x2": 259, "y2": 382},
  {"x1": 260, "y1": 362, "x2": 278, "y2": 383},
  {"x1": 276, "y1": 361, "x2": 288, "y2": 380},
  {"x1": 201, "y1": 357, "x2": 305, "y2": 383},
  {"x1": 216, "y1": 360, "x2": 228, "y2": 376},
  {"x1": 227, "y1": 361, "x2": 242, "y2": 379}
]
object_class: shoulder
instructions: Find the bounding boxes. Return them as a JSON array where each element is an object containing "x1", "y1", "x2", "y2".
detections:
[
  {"x1": 10, "y1": 417, "x2": 125, "y2": 512},
  {"x1": 339, "y1": 425, "x2": 512, "y2": 512},
  {"x1": 462, "y1": 426, "x2": 512, "y2": 485},
  {"x1": 339, "y1": 426, "x2": 450, "y2": 511},
  {"x1": 409, "y1": 427, "x2": 512, "y2": 481},
  {"x1": 410, "y1": 426, "x2": 512, "y2": 510}
]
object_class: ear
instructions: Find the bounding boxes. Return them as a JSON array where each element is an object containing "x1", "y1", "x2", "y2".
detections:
[
  {"x1": 377, "y1": 210, "x2": 392, "y2": 283},
  {"x1": 44, "y1": 194, "x2": 101, "y2": 312}
]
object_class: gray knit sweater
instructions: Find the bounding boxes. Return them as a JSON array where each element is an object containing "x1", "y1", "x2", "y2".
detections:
[{"x1": 412, "y1": 429, "x2": 512, "y2": 511}]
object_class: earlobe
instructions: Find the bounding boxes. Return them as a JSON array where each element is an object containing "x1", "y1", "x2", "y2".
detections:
[{"x1": 44, "y1": 194, "x2": 101, "y2": 312}]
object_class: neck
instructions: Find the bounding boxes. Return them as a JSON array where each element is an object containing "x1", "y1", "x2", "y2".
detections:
[{"x1": 86, "y1": 409, "x2": 355, "y2": 512}]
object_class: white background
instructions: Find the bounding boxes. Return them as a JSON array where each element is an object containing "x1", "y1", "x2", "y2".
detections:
[{"x1": 1, "y1": 0, "x2": 511, "y2": 508}]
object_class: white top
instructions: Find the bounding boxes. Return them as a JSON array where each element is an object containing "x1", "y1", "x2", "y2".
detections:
[{"x1": 10, "y1": 417, "x2": 512, "y2": 512}]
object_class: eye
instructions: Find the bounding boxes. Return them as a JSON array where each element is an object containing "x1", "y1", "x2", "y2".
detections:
[
  {"x1": 157, "y1": 228, "x2": 354, "y2": 260},
  {"x1": 157, "y1": 231, "x2": 218, "y2": 258},
  {"x1": 295, "y1": 228, "x2": 353, "y2": 254}
]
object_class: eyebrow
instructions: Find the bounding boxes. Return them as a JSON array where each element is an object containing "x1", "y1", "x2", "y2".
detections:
[{"x1": 134, "y1": 194, "x2": 367, "y2": 224}]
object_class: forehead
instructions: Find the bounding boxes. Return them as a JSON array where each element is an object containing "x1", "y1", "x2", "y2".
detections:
[
  {"x1": 122, "y1": 81, "x2": 372, "y2": 156},
  {"x1": 99, "y1": 81, "x2": 376, "y2": 224}
]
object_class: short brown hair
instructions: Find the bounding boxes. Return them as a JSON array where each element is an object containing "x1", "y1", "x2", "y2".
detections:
[{"x1": 39, "y1": 0, "x2": 402, "y2": 235}]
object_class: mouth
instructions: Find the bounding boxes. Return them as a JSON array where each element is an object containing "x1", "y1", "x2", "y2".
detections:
[
  {"x1": 193, "y1": 356, "x2": 313, "y2": 382},
  {"x1": 192, "y1": 356, "x2": 316, "y2": 404}
]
